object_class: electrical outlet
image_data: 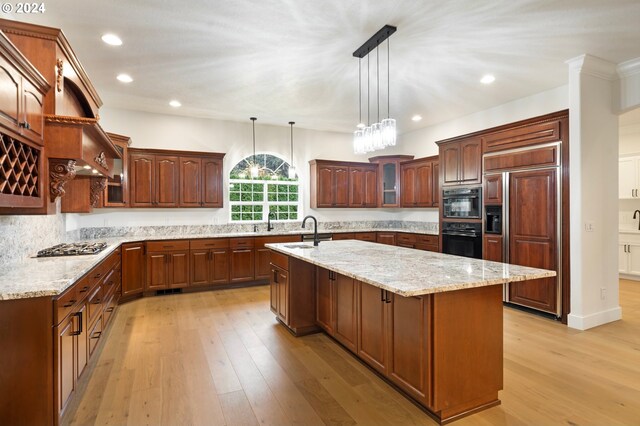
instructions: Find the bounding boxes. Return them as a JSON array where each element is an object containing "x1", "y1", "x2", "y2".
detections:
[
  {"x1": 600, "y1": 288, "x2": 607, "y2": 300},
  {"x1": 585, "y1": 222, "x2": 594, "y2": 232}
]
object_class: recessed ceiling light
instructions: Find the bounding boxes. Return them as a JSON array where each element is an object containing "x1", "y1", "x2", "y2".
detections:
[
  {"x1": 82, "y1": 165, "x2": 91, "y2": 170},
  {"x1": 169, "y1": 100, "x2": 182, "y2": 108},
  {"x1": 101, "y1": 33, "x2": 122, "y2": 46},
  {"x1": 116, "y1": 73, "x2": 133, "y2": 83},
  {"x1": 480, "y1": 74, "x2": 496, "y2": 84},
  {"x1": 412, "y1": 115, "x2": 422, "y2": 122}
]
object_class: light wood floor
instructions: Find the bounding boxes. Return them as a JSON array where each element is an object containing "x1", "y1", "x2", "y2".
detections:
[{"x1": 64, "y1": 280, "x2": 640, "y2": 426}]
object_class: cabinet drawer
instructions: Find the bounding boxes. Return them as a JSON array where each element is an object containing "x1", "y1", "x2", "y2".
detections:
[
  {"x1": 147, "y1": 240, "x2": 189, "y2": 252},
  {"x1": 332, "y1": 233, "x2": 355, "y2": 240},
  {"x1": 87, "y1": 285, "x2": 103, "y2": 327},
  {"x1": 230, "y1": 237, "x2": 255, "y2": 249},
  {"x1": 102, "y1": 268, "x2": 118, "y2": 299},
  {"x1": 416, "y1": 234, "x2": 438, "y2": 245},
  {"x1": 102, "y1": 293, "x2": 117, "y2": 329},
  {"x1": 270, "y1": 251, "x2": 289, "y2": 271},
  {"x1": 190, "y1": 238, "x2": 230, "y2": 250},
  {"x1": 54, "y1": 287, "x2": 78, "y2": 325},
  {"x1": 397, "y1": 233, "x2": 417, "y2": 245},
  {"x1": 88, "y1": 315, "x2": 103, "y2": 357},
  {"x1": 354, "y1": 232, "x2": 377, "y2": 242}
]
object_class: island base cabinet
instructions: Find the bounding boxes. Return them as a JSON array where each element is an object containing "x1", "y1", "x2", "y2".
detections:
[
  {"x1": 333, "y1": 273, "x2": 358, "y2": 353},
  {"x1": 358, "y1": 282, "x2": 389, "y2": 375},
  {"x1": 316, "y1": 268, "x2": 335, "y2": 334}
]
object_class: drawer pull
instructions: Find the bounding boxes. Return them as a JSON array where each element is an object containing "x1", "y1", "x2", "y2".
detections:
[
  {"x1": 163, "y1": 245, "x2": 174, "y2": 249},
  {"x1": 92, "y1": 299, "x2": 102, "y2": 305},
  {"x1": 63, "y1": 300, "x2": 76, "y2": 308},
  {"x1": 91, "y1": 331, "x2": 102, "y2": 339},
  {"x1": 94, "y1": 273, "x2": 102, "y2": 279},
  {"x1": 106, "y1": 307, "x2": 114, "y2": 313},
  {"x1": 78, "y1": 286, "x2": 89, "y2": 293}
]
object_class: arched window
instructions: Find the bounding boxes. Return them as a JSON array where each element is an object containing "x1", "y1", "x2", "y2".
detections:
[{"x1": 229, "y1": 154, "x2": 300, "y2": 222}]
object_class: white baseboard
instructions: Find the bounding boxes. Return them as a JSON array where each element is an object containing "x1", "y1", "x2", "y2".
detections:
[
  {"x1": 567, "y1": 306, "x2": 622, "y2": 330},
  {"x1": 619, "y1": 273, "x2": 640, "y2": 281}
]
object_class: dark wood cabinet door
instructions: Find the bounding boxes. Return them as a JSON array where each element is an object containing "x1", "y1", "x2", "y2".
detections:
[
  {"x1": 155, "y1": 155, "x2": 179, "y2": 207},
  {"x1": 358, "y1": 282, "x2": 388, "y2": 375},
  {"x1": 483, "y1": 235, "x2": 504, "y2": 262},
  {"x1": 255, "y1": 248, "x2": 272, "y2": 280},
  {"x1": 179, "y1": 157, "x2": 201, "y2": 207},
  {"x1": 146, "y1": 253, "x2": 168, "y2": 290},
  {"x1": 376, "y1": 232, "x2": 396, "y2": 246},
  {"x1": 460, "y1": 139, "x2": 481, "y2": 184},
  {"x1": 484, "y1": 174, "x2": 503, "y2": 204},
  {"x1": 202, "y1": 158, "x2": 223, "y2": 207},
  {"x1": 21, "y1": 79, "x2": 45, "y2": 143},
  {"x1": 230, "y1": 248, "x2": 255, "y2": 282},
  {"x1": 270, "y1": 266, "x2": 278, "y2": 314},
  {"x1": 75, "y1": 303, "x2": 88, "y2": 381},
  {"x1": 316, "y1": 166, "x2": 334, "y2": 207},
  {"x1": 129, "y1": 153, "x2": 154, "y2": 207},
  {"x1": 332, "y1": 233, "x2": 355, "y2": 240},
  {"x1": 190, "y1": 250, "x2": 209, "y2": 286},
  {"x1": 334, "y1": 166, "x2": 349, "y2": 207},
  {"x1": 388, "y1": 294, "x2": 431, "y2": 406},
  {"x1": 210, "y1": 249, "x2": 230, "y2": 284},
  {"x1": 168, "y1": 251, "x2": 189, "y2": 288},
  {"x1": 56, "y1": 316, "x2": 75, "y2": 416},
  {"x1": 400, "y1": 164, "x2": 416, "y2": 207},
  {"x1": 277, "y1": 268, "x2": 289, "y2": 324},
  {"x1": 364, "y1": 167, "x2": 378, "y2": 207},
  {"x1": 122, "y1": 243, "x2": 145, "y2": 297},
  {"x1": 432, "y1": 161, "x2": 440, "y2": 207},
  {"x1": 316, "y1": 268, "x2": 335, "y2": 334},
  {"x1": 415, "y1": 161, "x2": 433, "y2": 207},
  {"x1": 349, "y1": 167, "x2": 365, "y2": 207},
  {"x1": 334, "y1": 274, "x2": 358, "y2": 353},
  {"x1": 441, "y1": 144, "x2": 460, "y2": 185},
  {"x1": 354, "y1": 232, "x2": 377, "y2": 242},
  {"x1": 508, "y1": 169, "x2": 557, "y2": 313},
  {"x1": 0, "y1": 58, "x2": 21, "y2": 134}
]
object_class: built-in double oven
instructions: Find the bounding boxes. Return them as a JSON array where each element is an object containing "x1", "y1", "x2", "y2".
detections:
[{"x1": 442, "y1": 187, "x2": 482, "y2": 259}]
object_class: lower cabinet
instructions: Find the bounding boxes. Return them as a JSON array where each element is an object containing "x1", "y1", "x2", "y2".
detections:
[
  {"x1": 122, "y1": 242, "x2": 146, "y2": 297},
  {"x1": 483, "y1": 235, "x2": 504, "y2": 262},
  {"x1": 55, "y1": 313, "x2": 78, "y2": 415},
  {"x1": 230, "y1": 238, "x2": 255, "y2": 282},
  {"x1": 619, "y1": 242, "x2": 640, "y2": 276},
  {"x1": 316, "y1": 268, "x2": 335, "y2": 333},
  {"x1": 334, "y1": 273, "x2": 358, "y2": 353},
  {"x1": 255, "y1": 235, "x2": 300, "y2": 280},
  {"x1": 190, "y1": 239, "x2": 230, "y2": 286},
  {"x1": 358, "y1": 280, "x2": 389, "y2": 375},
  {"x1": 146, "y1": 240, "x2": 190, "y2": 290},
  {"x1": 271, "y1": 264, "x2": 289, "y2": 323},
  {"x1": 376, "y1": 232, "x2": 397, "y2": 246}
]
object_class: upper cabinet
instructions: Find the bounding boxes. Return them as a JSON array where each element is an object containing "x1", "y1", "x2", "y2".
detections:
[
  {"x1": 348, "y1": 164, "x2": 377, "y2": 207},
  {"x1": 310, "y1": 160, "x2": 356, "y2": 208},
  {"x1": 129, "y1": 148, "x2": 224, "y2": 208},
  {"x1": 369, "y1": 155, "x2": 414, "y2": 207},
  {"x1": 400, "y1": 156, "x2": 439, "y2": 208},
  {"x1": 438, "y1": 138, "x2": 482, "y2": 186},
  {"x1": 619, "y1": 156, "x2": 640, "y2": 199},
  {"x1": 103, "y1": 133, "x2": 131, "y2": 207},
  {"x1": 0, "y1": 32, "x2": 49, "y2": 211}
]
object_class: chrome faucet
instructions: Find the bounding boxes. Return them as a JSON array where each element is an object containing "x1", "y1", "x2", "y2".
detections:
[
  {"x1": 634, "y1": 210, "x2": 640, "y2": 230},
  {"x1": 267, "y1": 211, "x2": 275, "y2": 231},
  {"x1": 302, "y1": 215, "x2": 319, "y2": 246}
]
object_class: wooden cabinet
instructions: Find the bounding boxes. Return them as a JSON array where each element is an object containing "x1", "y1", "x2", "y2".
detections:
[
  {"x1": 122, "y1": 243, "x2": 146, "y2": 298},
  {"x1": 0, "y1": 33, "x2": 48, "y2": 211},
  {"x1": 190, "y1": 239, "x2": 230, "y2": 286},
  {"x1": 270, "y1": 251, "x2": 289, "y2": 324},
  {"x1": 331, "y1": 232, "x2": 355, "y2": 240},
  {"x1": 400, "y1": 156, "x2": 439, "y2": 207},
  {"x1": 180, "y1": 156, "x2": 223, "y2": 207},
  {"x1": 55, "y1": 313, "x2": 77, "y2": 416},
  {"x1": 310, "y1": 160, "x2": 349, "y2": 207},
  {"x1": 358, "y1": 281, "x2": 389, "y2": 375},
  {"x1": 376, "y1": 232, "x2": 396, "y2": 246},
  {"x1": 230, "y1": 238, "x2": 255, "y2": 282},
  {"x1": 415, "y1": 234, "x2": 439, "y2": 252},
  {"x1": 145, "y1": 240, "x2": 190, "y2": 290},
  {"x1": 484, "y1": 173, "x2": 503, "y2": 204},
  {"x1": 438, "y1": 138, "x2": 482, "y2": 186},
  {"x1": 368, "y1": 155, "x2": 414, "y2": 208},
  {"x1": 483, "y1": 235, "x2": 504, "y2": 262},
  {"x1": 103, "y1": 133, "x2": 131, "y2": 207},
  {"x1": 355, "y1": 232, "x2": 377, "y2": 242},
  {"x1": 396, "y1": 233, "x2": 417, "y2": 249},
  {"x1": 129, "y1": 148, "x2": 225, "y2": 208},
  {"x1": 349, "y1": 164, "x2": 377, "y2": 207},
  {"x1": 316, "y1": 268, "x2": 335, "y2": 334},
  {"x1": 254, "y1": 235, "x2": 300, "y2": 280},
  {"x1": 334, "y1": 273, "x2": 358, "y2": 353}
]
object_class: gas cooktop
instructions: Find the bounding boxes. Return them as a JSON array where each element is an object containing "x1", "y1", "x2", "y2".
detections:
[{"x1": 36, "y1": 242, "x2": 108, "y2": 258}]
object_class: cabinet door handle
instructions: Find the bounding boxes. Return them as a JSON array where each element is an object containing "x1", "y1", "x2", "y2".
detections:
[
  {"x1": 63, "y1": 300, "x2": 76, "y2": 308},
  {"x1": 71, "y1": 311, "x2": 83, "y2": 336},
  {"x1": 385, "y1": 291, "x2": 392, "y2": 304},
  {"x1": 78, "y1": 286, "x2": 89, "y2": 294},
  {"x1": 19, "y1": 121, "x2": 30, "y2": 129},
  {"x1": 106, "y1": 307, "x2": 114, "y2": 313},
  {"x1": 381, "y1": 288, "x2": 385, "y2": 302},
  {"x1": 91, "y1": 331, "x2": 102, "y2": 339},
  {"x1": 273, "y1": 270, "x2": 278, "y2": 283}
]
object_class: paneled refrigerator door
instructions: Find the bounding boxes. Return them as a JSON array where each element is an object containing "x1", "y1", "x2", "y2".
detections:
[{"x1": 506, "y1": 168, "x2": 560, "y2": 315}]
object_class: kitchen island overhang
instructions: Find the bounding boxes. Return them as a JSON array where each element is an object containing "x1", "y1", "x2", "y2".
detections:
[{"x1": 266, "y1": 240, "x2": 555, "y2": 424}]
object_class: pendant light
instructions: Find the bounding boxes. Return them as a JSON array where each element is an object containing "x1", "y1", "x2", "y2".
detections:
[
  {"x1": 352, "y1": 25, "x2": 397, "y2": 154},
  {"x1": 249, "y1": 117, "x2": 259, "y2": 178},
  {"x1": 288, "y1": 121, "x2": 297, "y2": 179},
  {"x1": 381, "y1": 38, "x2": 397, "y2": 147}
]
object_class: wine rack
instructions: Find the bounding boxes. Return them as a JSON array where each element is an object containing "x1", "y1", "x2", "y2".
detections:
[{"x1": 0, "y1": 133, "x2": 40, "y2": 198}]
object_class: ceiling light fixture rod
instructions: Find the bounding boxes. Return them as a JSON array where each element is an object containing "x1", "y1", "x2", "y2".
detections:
[
  {"x1": 250, "y1": 117, "x2": 257, "y2": 159},
  {"x1": 358, "y1": 58, "x2": 362, "y2": 126},
  {"x1": 352, "y1": 25, "x2": 397, "y2": 58},
  {"x1": 367, "y1": 55, "x2": 370, "y2": 126},
  {"x1": 376, "y1": 46, "x2": 380, "y2": 123},
  {"x1": 387, "y1": 38, "x2": 390, "y2": 118},
  {"x1": 289, "y1": 121, "x2": 295, "y2": 161}
]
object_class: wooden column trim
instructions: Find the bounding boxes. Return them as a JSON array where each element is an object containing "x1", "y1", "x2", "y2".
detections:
[
  {"x1": 90, "y1": 177, "x2": 107, "y2": 207},
  {"x1": 49, "y1": 159, "x2": 76, "y2": 202}
]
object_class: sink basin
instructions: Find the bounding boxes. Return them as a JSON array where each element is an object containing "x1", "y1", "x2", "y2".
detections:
[{"x1": 283, "y1": 244, "x2": 315, "y2": 249}]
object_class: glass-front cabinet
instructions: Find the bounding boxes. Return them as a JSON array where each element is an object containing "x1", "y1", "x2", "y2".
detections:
[
  {"x1": 368, "y1": 155, "x2": 414, "y2": 208},
  {"x1": 103, "y1": 133, "x2": 131, "y2": 207}
]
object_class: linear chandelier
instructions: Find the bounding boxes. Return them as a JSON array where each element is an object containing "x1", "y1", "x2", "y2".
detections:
[{"x1": 353, "y1": 25, "x2": 397, "y2": 154}]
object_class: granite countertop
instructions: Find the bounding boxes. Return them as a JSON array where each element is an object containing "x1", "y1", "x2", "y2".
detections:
[
  {"x1": 267, "y1": 240, "x2": 556, "y2": 297},
  {"x1": 0, "y1": 227, "x2": 439, "y2": 301}
]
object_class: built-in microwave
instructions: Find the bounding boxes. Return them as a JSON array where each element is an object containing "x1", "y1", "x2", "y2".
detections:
[{"x1": 442, "y1": 187, "x2": 481, "y2": 219}]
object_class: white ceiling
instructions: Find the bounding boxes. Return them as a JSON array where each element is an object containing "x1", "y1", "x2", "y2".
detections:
[{"x1": 11, "y1": 0, "x2": 640, "y2": 133}]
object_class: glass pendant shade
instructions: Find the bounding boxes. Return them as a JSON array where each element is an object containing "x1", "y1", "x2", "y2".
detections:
[
  {"x1": 371, "y1": 122, "x2": 383, "y2": 150},
  {"x1": 250, "y1": 165, "x2": 259, "y2": 178},
  {"x1": 363, "y1": 126, "x2": 373, "y2": 152},
  {"x1": 381, "y1": 118, "x2": 396, "y2": 147},
  {"x1": 353, "y1": 129, "x2": 365, "y2": 154},
  {"x1": 288, "y1": 165, "x2": 296, "y2": 179}
]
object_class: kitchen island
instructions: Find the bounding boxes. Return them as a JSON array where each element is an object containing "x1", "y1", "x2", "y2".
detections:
[{"x1": 266, "y1": 240, "x2": 555, "y2": 424}]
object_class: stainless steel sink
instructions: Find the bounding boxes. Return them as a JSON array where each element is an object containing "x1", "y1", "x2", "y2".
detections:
[{"x1": 283, "y1": 244, "x2": 315, "y2": 249}]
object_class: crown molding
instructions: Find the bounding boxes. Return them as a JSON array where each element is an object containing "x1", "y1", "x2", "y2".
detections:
[
  {"x1": 566, "y1": 54, "x2": 617, "y2": 80},
  {"x1": 617, "y1": 57, "x2": 640, "y2": 78}
]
